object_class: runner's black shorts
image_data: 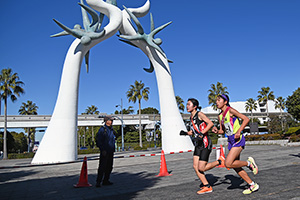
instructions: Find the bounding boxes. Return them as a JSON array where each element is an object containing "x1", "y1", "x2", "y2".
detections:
[{"x1": 193, "y1": 146, "x2": 211, "y2": 162}]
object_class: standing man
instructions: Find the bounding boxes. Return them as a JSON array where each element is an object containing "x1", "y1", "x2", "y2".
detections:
[{"x1": 96, "y1": 116, "x2": 115, "y2": 187}]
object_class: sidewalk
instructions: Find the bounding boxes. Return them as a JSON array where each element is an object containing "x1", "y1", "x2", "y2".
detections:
[{"x1": 1, "y1": 145, "x2": 300, "y2": 199}]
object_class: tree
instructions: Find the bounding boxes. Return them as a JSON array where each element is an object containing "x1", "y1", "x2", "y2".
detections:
[
  {"x1": 82, "y1": 105, "x2": 99, "y2": 148},
  {"x1": 115, "y1": 106, "x2": 134, "y2": 114},
  {"x1": 176, "y1": 95, "x2": 185, "y2": 112},
  {"x1": 18, "y1": 100, "x2": 38, "y2": 152},
  {"x1": 0, "y1": 68, "x2": 24, "y2": 159},
  {"x1": 268, "y1": 115, "x2": 283, "y2": 134},
  {"x1": 126, "y1": 80, "x2": 150, "y2": 147},
  {"x1": 257, "y1": 87, "x2": 275, "y2": 120},
  {"x1": 245, "y1": 98, "x2": 258, "y2": 123},
  {"x1": 10, "y1": 131, "x2": 27, "y2": 153},
  {"x1": 275, "y1": 96, "x2": 286, "y2": 132},
  {"x1": 208, "y1": 82, "x2": 229, "y2": 110},
  {"x1": 0, "y1": 131, "x2": 14, "y2": 153},
  {"x1": 286, "y1": 87, "x2": 300, "y2": 121},
  {"x1": 84, "y1": 105, "x2": 99, "y2": 115},
  {"x1": 124, "y1": 131, "x2": 140, "y2": 143},
  {"x1": 139, "y1": 107, "x2": 159, "y2": 114}
]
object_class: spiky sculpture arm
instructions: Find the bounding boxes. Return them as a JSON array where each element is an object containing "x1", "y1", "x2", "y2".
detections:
[
  {"x1": 79, "y1": 2, "x2": 100, "y2": 32},
  {"x1": 119, "y1": 6, "x2": 172, "y2": 60},
  {"x1": 149, "y1": 21, "x2": 172, "y2": 39},
  {"x1": 51, "y1": 3, "x2": 104, "y2": 45},
  {"x1": 50, "y1": 1, "x2": 111, "y2": 73}
]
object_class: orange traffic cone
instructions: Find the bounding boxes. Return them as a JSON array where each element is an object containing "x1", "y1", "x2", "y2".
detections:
[
  {"x1": 74, "y1": 156, "x2": 92, "y2": 187},
  {"x1": 216, "y1": 145, "x2": 230, "y2": 170},
  {"x1": 156, "y1": 150, "x2": 172, "y2": 177}
]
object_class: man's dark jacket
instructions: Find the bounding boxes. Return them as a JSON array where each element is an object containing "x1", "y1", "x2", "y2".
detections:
[{"x1": 96, "y1": 124, "x2": 115, "y2": 153}]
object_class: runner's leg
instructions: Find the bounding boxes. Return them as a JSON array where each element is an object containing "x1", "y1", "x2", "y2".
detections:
[
  {"x1": 226, "y1": 147, "x2": 253, "y2": 184},
  {"x1": 198, "y1": 160, "x2": 209, "y2": 186},
  {"x1": 225, "y1": 147, "x2": 248, "y2": 168},
  {"x1": 204, "y1": 160, "x2": 219, "y2": 171},
  {"x1": 193, "y1": 156, "x2": 203, "y2": 179}
]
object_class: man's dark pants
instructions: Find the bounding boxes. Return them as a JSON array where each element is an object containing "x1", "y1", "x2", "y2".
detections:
[{"x1": 96, "y1": 151, "x2": 114, "y2": 184}]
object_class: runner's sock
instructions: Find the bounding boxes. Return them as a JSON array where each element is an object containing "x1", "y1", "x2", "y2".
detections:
[
  {"x1": 247, "y1": 161, "x2": 251, "y2": 167},
  {"x1": 249, "y1": 181, "x2": 255, "y2": 186}
]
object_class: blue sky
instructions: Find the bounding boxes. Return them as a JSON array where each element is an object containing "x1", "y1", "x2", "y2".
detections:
[{"x1": 1, "y1": 0, "x2": 300, "y2": 118}]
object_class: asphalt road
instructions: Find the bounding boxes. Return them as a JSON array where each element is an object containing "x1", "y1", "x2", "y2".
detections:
[{"x1": 1, "y1": 145, "x2": 300, "y2": 200}]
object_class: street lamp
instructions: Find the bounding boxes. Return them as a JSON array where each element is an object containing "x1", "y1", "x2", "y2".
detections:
[{"x1": 116, "y1": 99, "x2": 124, "y2": 151}]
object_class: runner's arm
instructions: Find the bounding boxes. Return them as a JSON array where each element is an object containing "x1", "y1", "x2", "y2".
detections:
[
  {"x1": 212, "y1": 117, "x2": 224, "y2": 134},
  {"x1": 229, "y1": 107, "x2": 249, "y2": 135},
  {"x1": 198, "y1": 112, "x2": 214, "y2": 134}
]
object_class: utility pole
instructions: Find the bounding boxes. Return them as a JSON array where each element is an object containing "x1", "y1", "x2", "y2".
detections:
[
  {"x1": 121, "y1": 99, "x2": 124, "y2": 151},
  {"x1": 114, "y1": 98, "x2": 125, "y2": 151}
]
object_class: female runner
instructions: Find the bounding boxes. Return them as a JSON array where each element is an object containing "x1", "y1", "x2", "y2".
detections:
[
  {"x1": 212, "y1": 94, "x2": 259, "y2": 194},
  {"x1": 181, "y1": 98, "x2": 224, "y2": 194}
]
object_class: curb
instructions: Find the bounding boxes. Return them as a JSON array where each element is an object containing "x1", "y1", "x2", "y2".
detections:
[{"x1": 114, "y1": 149, "x2": 194, "y2": 158}]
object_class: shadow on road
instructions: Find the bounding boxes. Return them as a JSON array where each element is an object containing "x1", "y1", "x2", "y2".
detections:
[
  {"x1": 0, "y1": 170, "x2": 38, "y2": 183},
  {"x1": 0, "y1": 170, "x2": 159, "y2": 200},
  {"x1": 88, "y1": 171, "x2": 159, "y2": 200},
  {"x1": 289, "y1": 153, "x2": 300, "y2": 158}
]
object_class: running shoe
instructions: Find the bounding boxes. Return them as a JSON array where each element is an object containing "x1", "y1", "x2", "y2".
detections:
[
  {"x1": 197, "y1": 186, "x2": 213, "y2": 194},
  {"x1": 243, "y1": 183, "x2": 259, "y2": 195},
  {"x1": 247, "y1": 157, "x2": 258, "y2": 175}
]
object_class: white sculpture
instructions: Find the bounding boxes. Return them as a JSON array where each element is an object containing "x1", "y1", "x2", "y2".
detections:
[
  {"x1": 118, "y1": 0, "x2": 194, "y2": 153},
  {"x1": 32, "y1": 0, "x2": 193, "y2": 164},
  {"x1": 32, "y1": 0, "x2": 123, "y2": 164}
]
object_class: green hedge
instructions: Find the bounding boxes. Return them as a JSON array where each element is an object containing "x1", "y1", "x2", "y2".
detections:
[
  {"x1": 78, "y1": 148, "x2": 100, "y2": 155},
  {"x1": 289, "y1": 134, "x2": 300, "y2": 142},
  {"x1": 245, "y1": 133, "x2": 283, "y2": 141},
  {"x1": 8, "y1": 152, "x2": 34, "y2": 159},
  {"x1": 133, "y1": 145, "x2": 148, "y2": 151},
  {"x1": 286, "y1": 127, "x2": 300, "y2": 135}
]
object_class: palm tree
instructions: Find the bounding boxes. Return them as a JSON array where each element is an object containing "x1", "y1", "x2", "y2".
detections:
[
  {"x1": 274, "y1": 96, "x2": 286, "y2": 132},
  {"x1": 208, "y1": 82, "x2": 229, "y2": 110},
  {"x1": 82, "y1": 105, "x2": 99, "y2": 147},
  {"x1": 84, "y1": 105, "x2": 99, "y2": 115},
  {"x1": 176, "y1": 96, "x2": 185, "y2": 112},
  {"x1": 18, "y1": 100, "x2": 38, "y2": 152},
  {"x1": 126, "y1": 80, "x2": 150, "y2": 147},
  {"x1": 245, "y1": 98, "x2": 258, "y2": 123},
  {"x1": 257, "y1": 87, "x2": 275, "y2": 120},
  {"x1": 0, "y1": 68, "x2": 24, "y2": 159}
]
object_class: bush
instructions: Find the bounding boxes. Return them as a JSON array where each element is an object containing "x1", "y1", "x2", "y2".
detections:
[
  {"x1": 8, "y1": 152, "x2": 34, "y2": 159},
  {"x1": 133, "y1": 144, "x2": 148, "y2": 151},
  {"x1": 78, "y1": 148, "x2": 100, "y2": 155},
  {"x1": 245, "y1": 133, "x2": 283, "y2": 141},
  {"x1": 289, "y1": 135, "x2": 300, "y2": 142},
  {"x1": 286, "y1": 127, "x2": 300, "y2": 135},
  {"x1": 211, "y1": 138, "x2": 218, "y2": 144}
]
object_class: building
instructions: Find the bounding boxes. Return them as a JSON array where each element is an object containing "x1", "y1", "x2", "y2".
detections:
[{"x1": 201, "y1": 100, "x2": 284, "y2": 124}]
